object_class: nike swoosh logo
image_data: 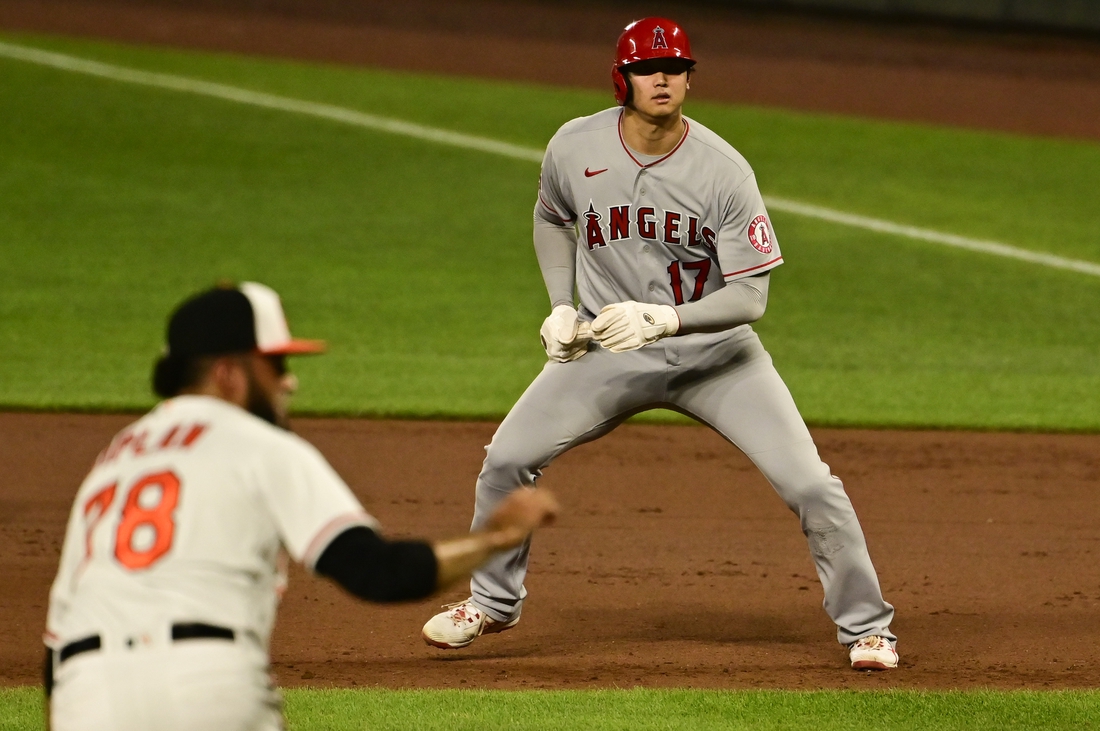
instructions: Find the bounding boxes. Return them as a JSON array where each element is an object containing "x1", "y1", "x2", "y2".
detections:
[{"x1": 584, "y1": 168, "x2": 608, "y2": 177}]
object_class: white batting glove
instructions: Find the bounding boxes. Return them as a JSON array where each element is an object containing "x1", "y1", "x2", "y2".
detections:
[
  {"x1": 540, "y1": 304, "x2": 593, "y2": 362},
  {"x1": 591, "y1": 301, "x2": 680, "y2": 353}
]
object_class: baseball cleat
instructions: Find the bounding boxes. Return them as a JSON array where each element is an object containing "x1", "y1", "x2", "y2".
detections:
[
  {"x1": 848, "y1": 635, "x2": 898, "y2": 670},
  {"x1": 421, "y1": 598, "x2": 520, "y2": 649}
]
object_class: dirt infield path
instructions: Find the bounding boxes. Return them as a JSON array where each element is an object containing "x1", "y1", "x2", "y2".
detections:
[
  {"x1": 3, "y1": 413, "x2": 1099, "y2": 689},
  {"x1": 2, "y1": 0, "x2": 1100, "y2": 691},
  {"x1": 3, "y1": 0, "x2": 1100, "y2": 139}
]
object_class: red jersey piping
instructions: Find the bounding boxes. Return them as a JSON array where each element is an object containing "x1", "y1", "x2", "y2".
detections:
[
  {"x1": 618, "y1": 110, "x2": 690, "y2": 168},
  {"x1": 723, "y1": 255, "x2": 784, "y2": 279},
  {"x1": 538, "y1": 192, "x2": 575, "y2": 223}
]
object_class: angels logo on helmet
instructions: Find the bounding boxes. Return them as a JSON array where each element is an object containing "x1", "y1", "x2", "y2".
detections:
[{"x1": 652, "y1": 26, "x2": 668, "y2": 50}]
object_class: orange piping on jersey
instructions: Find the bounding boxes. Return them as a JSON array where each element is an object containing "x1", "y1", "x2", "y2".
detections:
[
  {"x1": 723, "y1": 255, "x2": 783, "y2": 279},
  {"x1": 301, "y1": 511, "x2": 375, "y2": 569},
  {"x1": 617, "y1": 110, "x2": 691, "y2": 168},
  {"x1": 275, "y1": 550, "x2": 290, "y2": 599}
]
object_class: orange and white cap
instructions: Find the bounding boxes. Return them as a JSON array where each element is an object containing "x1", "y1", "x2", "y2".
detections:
[
  {"x1": 165, "y1": 281, "x2": 325, "y2": 358},
  {"x1": 239, "y1": 282, "x2": 326, "y2": 355}
]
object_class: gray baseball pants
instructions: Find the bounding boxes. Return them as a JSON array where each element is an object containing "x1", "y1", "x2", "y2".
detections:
[{"x1": 469, "y1": 326, "x2": 895, "y2": 646}]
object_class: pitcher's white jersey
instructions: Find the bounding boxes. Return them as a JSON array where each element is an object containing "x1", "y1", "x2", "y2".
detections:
[
  {"x1": 536, "y1": 107, "x2": 782, "y2": 320},
  {"x1": 46, "y1": 395, "x2": 376, "y2": 651}
]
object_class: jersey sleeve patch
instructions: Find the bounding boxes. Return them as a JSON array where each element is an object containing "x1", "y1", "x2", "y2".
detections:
[{"x1": 747, "y1": 215, "x2": 775, "y2": 254}]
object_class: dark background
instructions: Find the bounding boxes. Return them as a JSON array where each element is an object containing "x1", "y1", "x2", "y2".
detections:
[
  {"x1": 54, "y1": 0, "x2": 1100, "y2": 33},
  {"x1": 4, "y1": 0, "x2": 1100, "y2": 139}
]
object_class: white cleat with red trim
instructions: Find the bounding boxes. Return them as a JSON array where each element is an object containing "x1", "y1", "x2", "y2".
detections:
[
  {"x1": 421, "y1": 599, "x2": 520, "y2": 649},
  {"x1": 849, "y1": 635, "x2": 899, "y2": 670}
]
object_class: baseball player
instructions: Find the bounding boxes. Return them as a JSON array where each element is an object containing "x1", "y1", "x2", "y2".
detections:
[
  {"x1": 421, "y1": 17, "x2": 897, "y2": 670},
  {"x1": 43, "y1": 281, "x2": 559, "y2": 731}
]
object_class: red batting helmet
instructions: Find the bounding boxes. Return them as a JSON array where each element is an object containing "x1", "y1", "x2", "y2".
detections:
[{"x1": 612, "y1": 17, "x2": 696, "y2": 106}]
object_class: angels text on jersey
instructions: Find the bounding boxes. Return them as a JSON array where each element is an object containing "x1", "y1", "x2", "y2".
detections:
[{"x1": 581, "y1": 201, "x2": 718, "y2": 252}]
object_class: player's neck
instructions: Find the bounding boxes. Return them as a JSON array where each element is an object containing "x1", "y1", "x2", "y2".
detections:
[
  {"x1": 181, "y1": 358, "x2": 251, "y2": 410},
  {"x1": 621, "y1": 107, "x2": 685, "y2": 156}
]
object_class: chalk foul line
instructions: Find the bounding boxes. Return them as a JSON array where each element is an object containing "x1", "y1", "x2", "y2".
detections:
[
  {"x1": 0, "y1": 41, "x2": 543, "y2": 163},
  {"x1": 763, "y1": 197, "x2": 1100, "y2": 277},
  {"x1": 2, "y1": 40, "x2": 1097, "y2": 278}
]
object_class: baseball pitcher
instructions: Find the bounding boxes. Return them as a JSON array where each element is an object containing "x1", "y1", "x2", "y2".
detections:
[{"x1": 44, "y1": 282, "x2": 559, "y2": 730}]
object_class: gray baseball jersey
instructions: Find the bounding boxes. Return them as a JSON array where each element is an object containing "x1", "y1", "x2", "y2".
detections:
[
  {"x1": 536, "y1": 107, "x2": 782, "y2": 320},
  {"x1": 458, "y1": 106, "x2": 895, "y2": 650}
]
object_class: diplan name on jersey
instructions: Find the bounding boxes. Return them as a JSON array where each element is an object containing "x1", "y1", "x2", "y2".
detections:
[{"x1": 583, "y1": 202, "x2": 716, "y2": 251}]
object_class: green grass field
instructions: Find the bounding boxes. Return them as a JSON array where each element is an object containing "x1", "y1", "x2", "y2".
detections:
[
  {"x1": 2, "y1": 31, "x2": 1100, "y2": 730},
  {"x1": 1, "y1": 33, "x2": 1099, "y2": 427},
  {"x1": 3, "y1": 687, "x2": 1099, "y2": 730}
]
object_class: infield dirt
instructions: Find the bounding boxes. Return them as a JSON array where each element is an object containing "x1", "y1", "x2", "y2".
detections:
[
  {"x1": 3, "y1": 414, "x2": 1099, "y2": 689},
  {"x1": 2, "y1": 0, "x2": 1099, "y2": 690}
]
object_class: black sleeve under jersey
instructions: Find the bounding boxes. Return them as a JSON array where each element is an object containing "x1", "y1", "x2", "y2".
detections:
[{"x1": 314, "y1": 526, "x2": 438, "y2": 602}]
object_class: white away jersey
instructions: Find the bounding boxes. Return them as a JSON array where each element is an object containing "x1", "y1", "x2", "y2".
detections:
[
  {"x1": 536, "y1": 107, "x2": 782, "y2": 319},
  {"x1": 45, "y1": 396, "x2": 376, "y2": 650}
]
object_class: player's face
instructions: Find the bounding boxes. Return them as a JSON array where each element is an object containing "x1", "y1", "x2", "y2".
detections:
[
  {"x1": 245, "y1": 353, "x2": 296, "y2": 429},
  {"x1": 626, "y1": 59, "x2": 692, "y2": 119}
]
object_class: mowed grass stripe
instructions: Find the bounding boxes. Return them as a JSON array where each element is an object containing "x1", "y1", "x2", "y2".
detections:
[
  {"x1": 766, "y1": 196, "x2": 1100, "y2": 278},
  {"x1": 285, "y1": 688, "x2": 1100, "y2": 731},
  {"x1": 3, "y1": 686, "x2": 1100, "y2": 730},
  {"x1": 2, "y1": 34, "x2": 1098, "y2": 427},
  {"x1": 0, "y1": 41, "x2": 543, "y2": 164},
  {"x1": 1, "y1": 39, "x2": 1097, "y2": 279}
]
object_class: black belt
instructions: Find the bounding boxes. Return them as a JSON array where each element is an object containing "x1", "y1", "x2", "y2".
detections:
[
  {"x1": 58, "y1": 623, "x2": 235, "y2": 664},
  {"x1": 171, "y1": 622, "x2": 235, "y2": 642},
  {"x1": 58, "y1": 635, "x2": 100, "y2": 663}
]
